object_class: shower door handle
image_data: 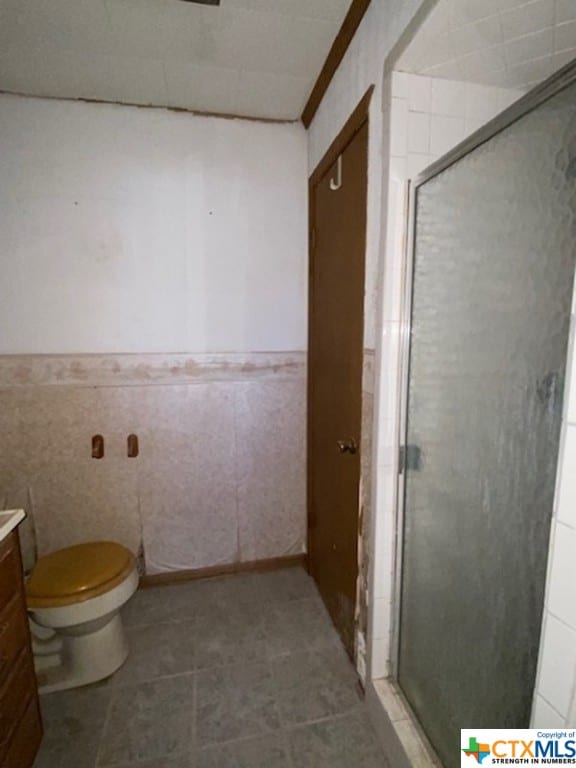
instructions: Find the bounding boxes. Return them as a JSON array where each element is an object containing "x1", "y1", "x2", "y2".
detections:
[{"x1": 399, "y1": 444, "x2": 422, "y2": 473}]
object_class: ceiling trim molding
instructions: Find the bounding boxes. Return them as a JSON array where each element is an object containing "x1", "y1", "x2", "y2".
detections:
[
  {"x1": 0, "y1": 89, "x2": 298, "y2": 125},
  {"x1": 301, "y1": 0, "x2": 372, "y2": 129}
]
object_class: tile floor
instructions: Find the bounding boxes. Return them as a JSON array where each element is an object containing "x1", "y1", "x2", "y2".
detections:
[{"x1": 33, "y1": 566, "x2": 388, "y2": 767}]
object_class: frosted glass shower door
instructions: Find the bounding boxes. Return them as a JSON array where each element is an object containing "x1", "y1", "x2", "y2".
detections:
[{"x1": 398, "y1": 75, "x2": 576, "y2": 768}]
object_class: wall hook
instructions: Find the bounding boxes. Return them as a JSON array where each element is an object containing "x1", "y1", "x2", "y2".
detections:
[
  {"x1": 92, "y1": 435, "x2": 104, "y2": 459},
  {"x1": 329, "y1": 155, "x2": 343, "y2": 191},
  {"x1": 127, "y1": 434, "x2": 139, "y2": 458}
]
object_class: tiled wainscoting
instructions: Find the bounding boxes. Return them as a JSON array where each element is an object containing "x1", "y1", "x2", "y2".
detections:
[{"x1": 0, "y1": 353, "x2": 306, "y2": 574}]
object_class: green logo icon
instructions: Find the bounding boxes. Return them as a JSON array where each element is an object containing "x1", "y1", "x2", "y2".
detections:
[{"x1": 463, "y1": 737, "x2": 491, "y2": 764}]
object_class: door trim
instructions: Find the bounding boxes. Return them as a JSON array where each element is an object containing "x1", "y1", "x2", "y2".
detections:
[
  {"x1": 309, "y1": 86, "x2": 374, "y2": 187},
  {"x1": 392, "y1": 56, "x2": 576, "y2": 680},
  {"x1": 306, "y1": 86, "x2": 373, "y2": 625}
]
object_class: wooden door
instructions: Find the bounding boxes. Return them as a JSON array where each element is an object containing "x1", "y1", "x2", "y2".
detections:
[{"x1": 307, "y1": 103, "x2": 369, "y2": 658}]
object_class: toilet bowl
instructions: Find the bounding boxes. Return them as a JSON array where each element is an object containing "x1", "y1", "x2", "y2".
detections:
[{"x1": 26, "y1": 541, "x2": 138, "y2": 694}]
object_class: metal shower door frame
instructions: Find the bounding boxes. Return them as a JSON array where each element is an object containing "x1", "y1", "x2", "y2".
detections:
[{"x1": 390, "y1": 56, "x2": 576, "y2": 698}]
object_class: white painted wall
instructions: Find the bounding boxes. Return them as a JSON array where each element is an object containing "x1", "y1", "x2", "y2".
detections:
[{"x1": 0, "y1": 94, "x2": 307, "y2": 354}]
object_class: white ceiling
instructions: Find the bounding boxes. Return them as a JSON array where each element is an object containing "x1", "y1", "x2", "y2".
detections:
[
  {"x1": 398, "y1": 0, "x2": 576, "y2": 90},
  {"x1": 0, "y1": 0, "x2": 351, "y2": 120}
]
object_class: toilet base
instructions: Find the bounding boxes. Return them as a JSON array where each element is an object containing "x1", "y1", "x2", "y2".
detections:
[{"x1": 31, "y1": 611, "x2": 129, "y2": 694}]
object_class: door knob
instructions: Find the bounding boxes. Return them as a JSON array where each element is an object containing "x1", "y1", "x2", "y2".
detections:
[{"x1": 337, "y1": 438, "x2": 357, "y2": 455}]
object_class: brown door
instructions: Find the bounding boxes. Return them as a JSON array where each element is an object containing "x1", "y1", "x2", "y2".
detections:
[{"x1": 307, "y1": 110, "x2": 368, "y2": 658}]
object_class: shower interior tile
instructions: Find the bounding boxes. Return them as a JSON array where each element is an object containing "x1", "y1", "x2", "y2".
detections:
[
  {"x1": 430, "y1": 115, "x2": 466, "y2": 157},
  {"x1": 407, "y1": 153, "x2": 433, "y2": 179},
  {"x1": 557, "y1": 425, "x2": 576, "y2": 529},
  {"x1": 370, "y1": 636, "x2": 389, "y2": 679},
  {"x1": 390, "y1": 98, "x2": 408, "y2": 157},
  {"x1": 532, "y1": 693, "x2": 566, "y2": 727},
  {"x1": 568, "y1": 354, "x2": 576, "y2": 424},
  {"x1": 389, "y1": 155, "x2": 407, "y2": 181},
  {"x1": 407, "y1": 75, "x2": 432, "y2": 113},
  {"x1": 391, "y1": 71, "x2": 410, "y2": 99},
  {"x1": 464, "y1": 83, "x2": 499, "y2": 123},
  {"x1": 536, "y1": 613, "x2": 576, "y2": 716},
  {"x1": 372, "y1": 597, "x2": 391, "y2": 641},
  {"x1": 407, "y1": 111, "x2": 431, "y2": 155},
  {"x1": 546, "y1": 522, "x2": 576, "y2": 629},
  {"x1": 431, "y1": 78, "x2": 466, "y2": 117}
]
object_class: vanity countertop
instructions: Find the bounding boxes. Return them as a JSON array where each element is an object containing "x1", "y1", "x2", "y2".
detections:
[{"x1": 0, "y1": 509, "x2": 25, "y2": 543}]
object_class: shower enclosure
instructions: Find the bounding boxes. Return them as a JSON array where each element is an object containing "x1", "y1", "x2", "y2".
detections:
[{"x1": 395, "y1": 62, "x2": 576, "y2": 768}]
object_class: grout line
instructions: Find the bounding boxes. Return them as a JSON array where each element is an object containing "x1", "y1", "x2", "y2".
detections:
[
  {"x1": 109, "y1": 668, "x2": 196, "y2": 691},
  {"x1": 94, "y1": 686, "x2": 116, "y2": 768},
  {"x1": 194, "y1": 706, "x2": 367, "y2": 753},
  {"x1": 537, "y1": 689, "x2": 566, "y2": 719},
  {"x1": 544, "y1": 608, "x2": 576, "y2": 635}
]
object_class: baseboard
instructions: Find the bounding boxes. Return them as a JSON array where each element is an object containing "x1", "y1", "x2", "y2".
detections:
[{"x1": 139, "y1": 553, "x2": 308, "y2": 589}]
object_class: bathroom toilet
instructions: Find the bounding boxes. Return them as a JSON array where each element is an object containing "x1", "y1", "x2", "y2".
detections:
[{"x1": 26, "y1": 541, "x2": 138, "y2": 694}]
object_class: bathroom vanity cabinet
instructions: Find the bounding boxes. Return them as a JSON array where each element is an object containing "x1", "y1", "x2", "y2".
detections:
[{"x1": 0, "y1": 515, "x2": 42, "y2": 768}]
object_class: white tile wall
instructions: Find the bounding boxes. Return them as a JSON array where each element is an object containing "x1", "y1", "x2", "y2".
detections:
[
  {"x1": 391, "y1": 98, "x2": 409, "y2": 157},
  {"x1": 397, "y1": 0, "x2": 576, "y2": 90},
  {"x1": 568, "y1": 358, "x2": 576, "y2": 423},
  {"x1": 408, "y1": 75, "x2": 432, "y2": 112},
  {"x1": 545, "y1": 523, "x2": 576, "y2": 636},
  {"x1": 431, "y1": 78, "x2": 466, "y2": 116},
  {"x1": 533, "y1": 309, "x2": 576, "y2": 726},
  {"x1": 537, "y1": 614, "x2": 576, "y2": 716},
  {"x1": 557, "y1": 427, "x2": 576, "y2": 528},
  {"x1": 430, "y1": 114, "x2": 466, "y2": 156},
  {"x1": 389, "y1": 72, "x2": 524, "y2": 181},
  {"x1": 407, "y1": 111, "x2": 431, "y2": 154},
  {"x1": 532, "y1": 694, "x2": 566, "y2": 728}
]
